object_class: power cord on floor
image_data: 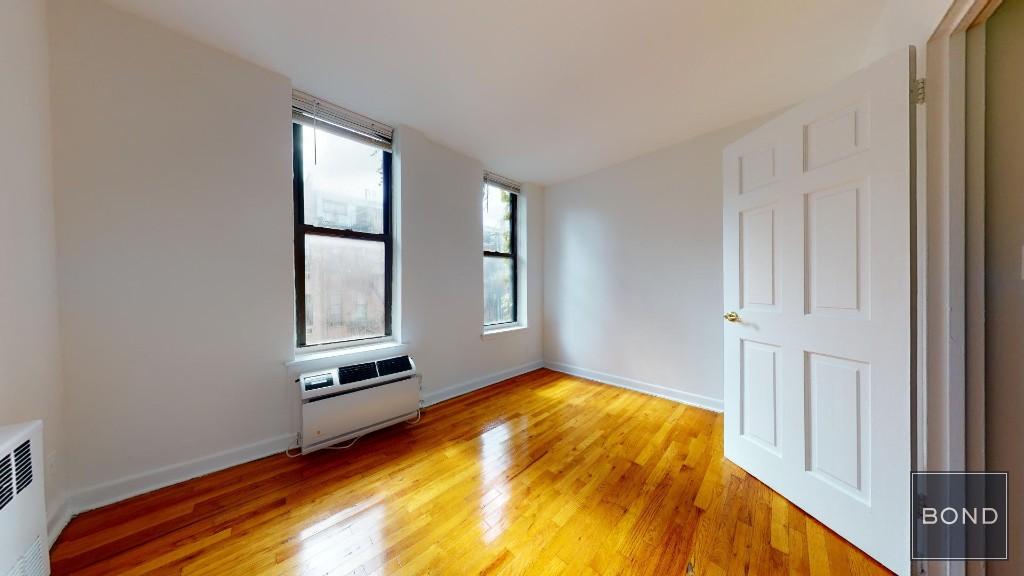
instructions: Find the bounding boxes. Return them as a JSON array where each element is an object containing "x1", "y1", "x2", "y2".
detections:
[{"x1": 405, "y1": 409, "x2": 422, "y2": 425}]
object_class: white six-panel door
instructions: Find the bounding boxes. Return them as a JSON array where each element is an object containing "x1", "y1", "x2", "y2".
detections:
[{"x1": 723, "y1": 48, "x2": 914, "y2": 575}]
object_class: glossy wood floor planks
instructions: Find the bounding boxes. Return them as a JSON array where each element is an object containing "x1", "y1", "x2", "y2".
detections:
[{"x1": 50, "y1": 369, "x2": 891, "y2": 575}]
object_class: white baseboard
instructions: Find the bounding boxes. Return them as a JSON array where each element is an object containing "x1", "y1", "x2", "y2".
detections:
[
  {"x1": 421, "y1": 360, "x2": 544, "y2": 407},
  {"x1": 63, "y1": 433, "x2": 295, "y2": 524},
  {"x1": 47, "y1": 497, "x2": 72, "y2": 548},
  {"x1": 47, "y1": 359, "x2": 546, "y2": 543},
  {"x1": 544, "y1": 361, "x2": 723, "y2": 413},
  {"x1": 47, "y1": 359, "x2": 664, "y2": 545}
]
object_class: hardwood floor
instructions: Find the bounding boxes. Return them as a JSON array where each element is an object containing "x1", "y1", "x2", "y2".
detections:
[{"x1": 50, "y1": 369, "x2": 890, "y2": 575}]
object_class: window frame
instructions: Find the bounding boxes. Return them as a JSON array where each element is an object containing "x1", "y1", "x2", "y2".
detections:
[
  {"x1": 482, "y1": 184, "x2": 518, "y2": 327},
  {"x1": 292, "y1": 122, "x2": 393, "y2": 349}
]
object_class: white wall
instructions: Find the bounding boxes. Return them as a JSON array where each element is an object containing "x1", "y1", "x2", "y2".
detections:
[
  {"x1": 49, "y1": 0, "x2": 297, "y2": 503},
  {"x1": 0, "y1": 0, "x2": 66, "y2": 518},
  {"x1": 864, "y1": 0, "x2": 954, "y2": 64},
  {"x1": 396, "y1": 127, "x2": 544, "y2": 404},
  {"x1": 543, "y1": 117, "x2": 766, "y2": 410},
  {"x1": 47, "y1": 0, "x2": 544, "y2": 510}
]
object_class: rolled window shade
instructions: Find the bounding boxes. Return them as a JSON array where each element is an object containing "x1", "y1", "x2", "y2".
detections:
[
  {"x1": 292, "y1": 89, "x2": 393, "y2": 150},
  {"x1": 484, "y1": 171, "x2": 521, "y2": 193}
]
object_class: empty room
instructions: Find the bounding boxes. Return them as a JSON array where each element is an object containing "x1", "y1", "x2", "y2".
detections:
[{"x1": 1, "y1": 0, "x2": 1020, "y2": 574}]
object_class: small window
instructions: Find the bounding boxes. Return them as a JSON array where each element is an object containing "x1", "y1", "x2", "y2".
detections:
[
  {"x1": 292, "y1": 91, "x2": 394, "y2": 348},
  {"x1": 482, "y1": 175, "x2": 520, "y2": 327}
]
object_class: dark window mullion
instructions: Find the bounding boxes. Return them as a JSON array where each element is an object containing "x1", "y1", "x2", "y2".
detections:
[
  {"x1": 302, "y1": 225, "x2": 386, "y2": 243},
  {"x1": 304, "y1": 232, "x2": 385, "y2": 247},
  {"x1": 293, "y1": 123, "x2": 307, "y2": 347},
  {"x1": 509, "y1": 191, "x2": 518, "y2": 324}
]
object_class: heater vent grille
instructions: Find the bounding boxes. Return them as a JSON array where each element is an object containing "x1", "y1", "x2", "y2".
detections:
[
  {"x1": 23, "y1": 536, "x2": 46, "y2": 576},
  {"x1": 4, "y1": 536, "x2": 46, "y2": 576},
  {"x1": 0, "y1": 454, "x2": 11, "y2": 512},
  {"x1": 0, "y1": 423, "x2": 48, "y2": 576},
  {"x1": 377, "y1": 355, "x2": 412, "y2": 376},
  {"x1": 337, "y1": 362, "x2": 378, "y2": 385},
  {"x1": 13, "y1": 441, "x2": 31, "y2": 494}
]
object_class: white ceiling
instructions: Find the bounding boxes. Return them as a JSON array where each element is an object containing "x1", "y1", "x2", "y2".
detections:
[{"x1": 103, "y1": 0, "x2": 885, "y2": 185}]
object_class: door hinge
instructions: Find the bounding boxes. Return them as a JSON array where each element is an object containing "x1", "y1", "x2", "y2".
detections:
[{"x1": 912, "y1": 78, "x2": 926, "y2": 104}]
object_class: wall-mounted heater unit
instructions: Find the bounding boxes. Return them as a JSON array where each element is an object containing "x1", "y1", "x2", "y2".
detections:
[
  {"x1": 0, "y1": 420, "x2": 49, "y2": 576},
  {"x1": 299, "y1": 355, "x2": 419, "y2": 454}
]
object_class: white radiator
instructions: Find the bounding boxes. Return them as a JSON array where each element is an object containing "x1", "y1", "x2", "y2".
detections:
[
  {"x1": 299, "y1": 355, "x2": 419, "y2": 454},
  {"x1": 0, "y1": 421, "x2": 49, "y2": 576}
]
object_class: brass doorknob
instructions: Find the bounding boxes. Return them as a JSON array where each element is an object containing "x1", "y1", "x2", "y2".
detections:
[{"x1": 723, "y1": 311, "x2": 740, "y2": 323}]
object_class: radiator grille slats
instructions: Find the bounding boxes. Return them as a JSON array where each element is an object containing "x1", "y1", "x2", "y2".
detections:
[
  {"x1": 337, "y1": 362, "x2": 378, "y2": 385},
  {"x1": 4, "y1": 536, "x2": 46, "y2": 576},
  {"x1": 22, "y1": 536, "x2": 46, "y2": 576},
  {"x1": 377, "y1": 355, "x2": 412, "y2": 376},
  {"x1": 14, "y1": 440, "x2": 32, "y2": 493},
  {"x1": 0, "y1": 453, "x2": 12, "y2": 511}
]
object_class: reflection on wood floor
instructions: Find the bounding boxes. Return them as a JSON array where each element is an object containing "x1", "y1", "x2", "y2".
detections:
[{"x1": 50, "y1": 368, "x2": 890, "y2": 575}]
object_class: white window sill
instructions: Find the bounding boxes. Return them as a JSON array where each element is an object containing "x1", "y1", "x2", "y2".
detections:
[
  {"x1": 481, "y1": 324, "x2": 528, "y2": 340},
  {"x1": 287, "y1": 340, "x2": 408, "y2": 372}
]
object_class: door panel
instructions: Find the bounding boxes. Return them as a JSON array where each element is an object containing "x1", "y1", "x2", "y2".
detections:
[
  {"x1": 805, "y1": 182, "x2": 868, "y2": 315},
  {"x1": 740, "y1": 339, "x2": 781, "y2": 452},
  {"x1": 740, "y1": 205, "x2": 779, "y2": 310},
  {"x1": 803, "y1": 100, "x2": 871, "y2": 171},
  {"x1": 723, "y1": 47, "x2": 913, "y2": 575},
  {"x1": 806, "y1": 352, "x2": 870, "y2": 499},
  {"x1": 739, "y1": 145, "x2": 778, "y2": 193}
]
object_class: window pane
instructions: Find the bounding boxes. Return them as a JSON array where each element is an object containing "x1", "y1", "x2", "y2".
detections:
[
  {"x1": 305, "y1": 234, "x2": 386, "y2": 344},
  {"x1": 301, "y1": 125, "x2": 384, "y2": 233},
  {"x1": 483, "y1": 184, "x2": 512, "y2": 253},
  {"x1": 484, "y1": 256, "x2": 514, "y2": 325}
]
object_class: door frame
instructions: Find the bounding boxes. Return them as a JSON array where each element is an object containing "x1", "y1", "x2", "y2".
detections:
[{"x1": 924, "y1": 2, "x2": 1000, "y2": 575}]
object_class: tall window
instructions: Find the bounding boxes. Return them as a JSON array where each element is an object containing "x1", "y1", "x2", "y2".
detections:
[
  {"x1": 292, "y1": 91, "x2": 394, "y2": 348},
  {"x1": 482, "y1": 174, "x2": 520, "y2": 326}
]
